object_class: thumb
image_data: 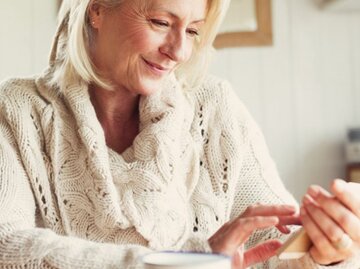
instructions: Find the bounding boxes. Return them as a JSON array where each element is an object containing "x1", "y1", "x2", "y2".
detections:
[
  {"x1": 232, "y1": 245, "x2": 245, "y2": 269},
  {"x1": 243, "y1": 240, "x2": 282, "y2": 268}
]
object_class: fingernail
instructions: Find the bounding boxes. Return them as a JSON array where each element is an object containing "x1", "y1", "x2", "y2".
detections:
[
  {"x1": 303, "y1": 194, "x2": 312, "y2": 205},
  {"x1": 285, "y1": 205, "x2": 296, "y2": 211},
  {"x1": 308, "y1": 185, "x2": 319, "y2": 198},
  {"x1": 272, "y1": 216, "x2": 280, "y2": 224},
  {"x1": 334, "y1": 179, "x2": 346, "y2": 192}
]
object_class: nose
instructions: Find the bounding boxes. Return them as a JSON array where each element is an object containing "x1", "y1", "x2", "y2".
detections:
[{"x1": 160, "y1": 30, "x2": 189, "y2": 63}]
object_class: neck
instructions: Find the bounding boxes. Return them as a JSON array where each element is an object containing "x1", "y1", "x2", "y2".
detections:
[
  {"x1": 89, "y1": 84, "x2": 140, "y2": 127},
  {"x1": 89, "y1": 84, "x2": 140, "y2": 153}
]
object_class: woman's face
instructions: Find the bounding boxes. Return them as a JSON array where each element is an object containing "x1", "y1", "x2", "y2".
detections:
[{"x1": 89, "y1": 0, "x2": 207, "y2": 95}]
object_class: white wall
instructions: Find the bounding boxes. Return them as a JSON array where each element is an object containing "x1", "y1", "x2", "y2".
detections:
[
  {"x1": 1, "y1": 0, "x2": 359, "y2": 201},
  {"x1": 0, "y1": 0, "x2": 57, "y2": 80},
  {"x1": 210, "y1": 0, "x2": 360, "y2": 200}
]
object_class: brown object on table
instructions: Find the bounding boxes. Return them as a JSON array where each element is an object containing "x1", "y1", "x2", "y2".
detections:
[
  {"x1": 277, "y1": 228, "x2": 312, "y2": 260},
  {"x1": 346, "y1": 164, "x2": 360, "y2": 183}
]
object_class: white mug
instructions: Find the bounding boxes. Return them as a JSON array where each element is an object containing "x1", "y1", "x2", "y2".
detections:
[{"x1": 141, "y1": 251, "x2": 231, "y2": 269}]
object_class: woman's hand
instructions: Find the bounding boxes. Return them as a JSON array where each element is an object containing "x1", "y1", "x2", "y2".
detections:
[
  {"x1": 301, "y1": 179, "x2": 360, "y2": 265},
  {"x1": 208, "y1": 204, "x2": 300, "y2": 268}
]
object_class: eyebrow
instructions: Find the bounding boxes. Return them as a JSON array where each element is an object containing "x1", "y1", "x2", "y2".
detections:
[{"x1": 154, "y1": 9, "x2": 205, "y2": 24}]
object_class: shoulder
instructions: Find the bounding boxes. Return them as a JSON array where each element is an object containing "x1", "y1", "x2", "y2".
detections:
[
  {"x1": 0, "y1": 77, "x2": 54, "y2": 135},
  {"x1": 0, "y1": 77, "x2": 40, "y2": 105},
  {"x1": 188, "y1": 75, "x2": 252, "y2": 125},
  {"x1": 0, "y1": 76, "x2": 51, "y2": 110},
  {"x1": 191, "y1": 74, "x2": 233, "y2": 102},
  {"x1": 0, "y1": 77, "x2": 38, "y2": 95}
]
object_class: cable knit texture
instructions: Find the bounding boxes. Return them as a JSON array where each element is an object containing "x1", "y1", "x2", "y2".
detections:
[{"x1": 0, "y1": 74, "x2": 359, "y2": 269}]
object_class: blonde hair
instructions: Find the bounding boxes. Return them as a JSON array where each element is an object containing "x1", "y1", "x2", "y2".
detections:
[{"x1": 49, "y1": 0, "x2": 230, "y2": 91}]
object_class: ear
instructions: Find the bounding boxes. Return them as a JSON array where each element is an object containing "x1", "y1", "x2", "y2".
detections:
[{"x1": 88, "y1": 1, "x2": 105, "y2": 29}]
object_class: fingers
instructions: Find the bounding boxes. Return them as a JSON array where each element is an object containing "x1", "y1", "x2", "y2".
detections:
[
  {"x1": 303, "y1": 195, "x2": 344, "y2": 243},
  {"x1": 243, "y1": 204, "x2": 297, "y2": 218},
  {"x1": 300, "y1": 206, "x2": 340, "y2": 263},
  {"x1": 229, "y1": 216, "x2": 279, "y2": 244},
  {"x1": 243, "y1": 240, "x2": 282, "y2": 268},
  {"x1": 308, "y1": 185, "x2": 360, "y2": 242},
  {"x1": 210, "y1": 203, "x2": 298, "y2": 261},
  {"x1": 307, "y1": 184, "x2": 333, "y2": 199},
  {"x1": 232, "y1": 245, "x2": 244, "y2": 269},
  {"x1": 331, "y1": 179, "x2": 360, "y2": 218},
  {"x1": 301, "y1": 183, "x2": 359, "y2": 265},
  {"x1": 277, "y1": 214, "x2": 302, "y2": 226},
  {"x1": 276, "y1": 224, "x2": 291, "y2": 234},
  {"x1": 274, "y1": 214, "x2": 301, "y2": 234},
  {"x1": 309, "y1": 246, "x2": 345, "y2": 265},
  {"x1": 241, "y1": 204, "x2": 300, "y2": 235},
  {"x1": 209, "y1": 216, "x2": 279, "y2": 256}
]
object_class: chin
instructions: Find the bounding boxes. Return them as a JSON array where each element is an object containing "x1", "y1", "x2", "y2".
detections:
[
  {"x1": 130, "y1": 83, "x2": 157, "y2": 96},
  {"x1": 137, "y1": 86, "x2": 159, "y2": 96},
  {"x1": 135, "y1": 80, "x2": 165, "y2": 96}
]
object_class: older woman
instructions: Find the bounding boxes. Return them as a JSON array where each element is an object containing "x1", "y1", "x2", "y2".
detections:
[{"x1": 0, "y1": 0, "x2": 359, "y2": 268}]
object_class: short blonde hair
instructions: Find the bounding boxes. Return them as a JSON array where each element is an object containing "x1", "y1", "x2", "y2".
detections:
[{"x1": 49, "y1": 0, "x2": 230, "y2": 91}]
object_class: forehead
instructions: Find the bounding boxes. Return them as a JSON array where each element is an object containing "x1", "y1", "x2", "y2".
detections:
[{"x1": 146, "y1": 0, "x2": 208, "y2": 20}]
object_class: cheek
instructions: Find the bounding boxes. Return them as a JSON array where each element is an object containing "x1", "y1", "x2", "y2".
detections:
[
  {"x1": 131, "y1": 32, "x2": 152, "y2": 50},
  {"x1": 129, "y1": 29, "x2": 164, "y2": 53},
  {"x1": 120, "y1": 18, "x2": 162, "y2": 52},
  {"x1": 184, "y1": 41, "x2": 195, "y2": 62}
]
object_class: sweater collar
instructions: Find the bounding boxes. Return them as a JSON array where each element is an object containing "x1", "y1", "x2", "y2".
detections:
[{"x1": 61, "y1": 76, "x2": 200, "y2": 249}]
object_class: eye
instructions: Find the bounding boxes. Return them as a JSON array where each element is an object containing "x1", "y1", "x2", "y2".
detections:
[
  {"x1": 186, "y1": 28, "x2": 200, "y2": 37},
  {"x1": 150, "y1": 19, "x2": 169, "y2": 27}
]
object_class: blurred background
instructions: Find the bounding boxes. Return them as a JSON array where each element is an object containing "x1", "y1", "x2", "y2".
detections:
[{"x1": 1, "y1": 0, "x2": 360, "y2": 201}]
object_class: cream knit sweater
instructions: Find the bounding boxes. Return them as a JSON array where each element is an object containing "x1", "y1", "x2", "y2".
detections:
[{"x1": 0, "y1": 74, "x2": 359, "y2": 269}]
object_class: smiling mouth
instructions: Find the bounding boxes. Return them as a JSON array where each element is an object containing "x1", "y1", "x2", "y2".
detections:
[{"x1": 142, "y1": 58, "x2": 171, "y2": 74}]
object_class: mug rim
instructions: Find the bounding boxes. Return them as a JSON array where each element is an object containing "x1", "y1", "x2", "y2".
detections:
[{"x1": 141, "y1": 251, "x2": 231, "y2": 267}]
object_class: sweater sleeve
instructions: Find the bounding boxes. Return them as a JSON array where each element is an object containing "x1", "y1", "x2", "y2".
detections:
[
  {"x1": 0, "y1": 114, "x2": 151, "y2": 269},
  {"x1": 221, "y1": 81, "x2": 360, "y2": 269}
]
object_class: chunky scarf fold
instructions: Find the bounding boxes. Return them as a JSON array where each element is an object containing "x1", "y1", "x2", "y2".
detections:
[{"x1": 51, "y1": 76, "x2": 200, "y2": 249}]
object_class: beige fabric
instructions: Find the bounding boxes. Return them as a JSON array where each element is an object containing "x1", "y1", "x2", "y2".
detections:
[{"x1": 0, "y1": 74, "x2": 358, "y2": 268}]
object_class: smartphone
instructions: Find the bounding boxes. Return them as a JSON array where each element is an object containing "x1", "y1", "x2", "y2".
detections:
[{"x1": 277, "y1": 228, "x2": 312, "y2": 260}]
